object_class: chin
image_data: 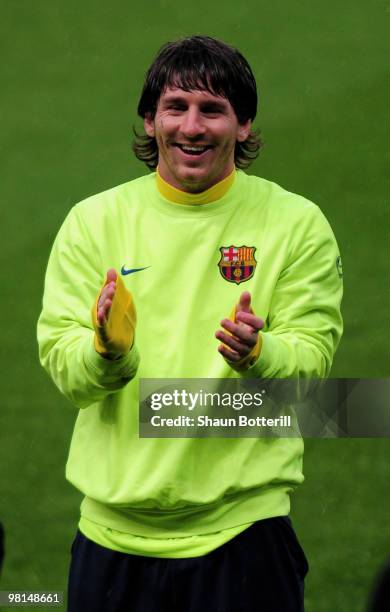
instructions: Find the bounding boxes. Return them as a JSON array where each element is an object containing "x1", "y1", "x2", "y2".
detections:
[
  {"x1": 178, "y1": 175, "x2": 212, "y2": 193},
  {"x1": 176, "y1": 168, "x2": 216, "y2": 191}
]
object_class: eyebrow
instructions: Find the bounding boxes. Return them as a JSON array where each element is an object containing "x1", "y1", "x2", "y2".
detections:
[
  {"x1": 160, "y1": 96, "x2": 187, "y2": 105},
  {"x1": 161, "y1": 96, "x2": 228, "y2": 110}
]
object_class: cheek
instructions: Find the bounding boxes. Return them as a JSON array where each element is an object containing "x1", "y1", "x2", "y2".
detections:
[
  {"x1": 219, "y1": 133, "x2": 236, "y2": 154},
  {"x1": 216, "y1": 124, "x2": 237, "y2": 145},
  {"x1": 155, "y1": 115, "x2": 174, "y2": 136}
]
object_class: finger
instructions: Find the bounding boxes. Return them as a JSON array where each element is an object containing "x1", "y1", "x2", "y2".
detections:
[
  {"x1": 236, "y1": 291, "x2": 252, "y2": 314},
  {"x1": 106, "y1": 268, "x2": 117, "y2": 283},
  {"x1": 235, "y1": 311, "x2": 264, "y2": 331},
  {"x1": 219, "y1": 319, "x2": 258, "y2": 345},
  {"x1": 97, "y1": 309, "x2": 108, "y2": 327},
  {"x1": 217, "y1": 344, "x2": 242, "y2": 362},
  {"x1": 97, "y1": 307, "x2": 106, "y2": 326},
  {"x1": 99, "y1": 281, "x2": 115, "y2": 297},
  {"x1": 97, "y1": 298, "x2": 113, "y2": 325},
  {"x1": 98, "y1": 283, "x2": 116, "y2": 309},
  {"x1": 215, "y1": 330, "x2": 251, "y2": 356}
]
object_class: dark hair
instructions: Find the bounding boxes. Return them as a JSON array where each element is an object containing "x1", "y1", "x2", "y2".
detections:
[{"x1": 133, "y1": 35, "x2": 263, "y2": 169}]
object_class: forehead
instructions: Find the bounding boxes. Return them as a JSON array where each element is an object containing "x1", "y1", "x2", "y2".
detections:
[{"x1": 158, "y1": 86, "x2": 232, "y2": 107}]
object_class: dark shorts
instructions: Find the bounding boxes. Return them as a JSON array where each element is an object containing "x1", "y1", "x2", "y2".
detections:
[{"x1": 68, "y1": 517, "x2": 309, "y2": 612}]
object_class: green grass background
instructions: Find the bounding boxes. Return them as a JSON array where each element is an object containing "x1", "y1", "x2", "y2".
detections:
[{"x1": 1, "y1": 1, "x2": 389, "y2": 610}]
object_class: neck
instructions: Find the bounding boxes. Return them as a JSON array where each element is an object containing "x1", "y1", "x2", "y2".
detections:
[{"x1": 156, "y1": 168, "x2": 236, "y2": 205}]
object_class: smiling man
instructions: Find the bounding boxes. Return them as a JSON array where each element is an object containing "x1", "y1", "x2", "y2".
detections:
[
  {"x1": 144, "y1": 87, "x2": 251, "y2": 192},
  {"x1": 38, "y1": 36, "x2": 343, "y2": 611}
]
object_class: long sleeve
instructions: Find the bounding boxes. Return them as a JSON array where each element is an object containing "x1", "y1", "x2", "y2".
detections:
[
  {"x1": 37, "y1": 206, "x2": 140, "y2": 409},
  {"x1": 243, "y1": 203, "x2": 343, "y2": 379}
]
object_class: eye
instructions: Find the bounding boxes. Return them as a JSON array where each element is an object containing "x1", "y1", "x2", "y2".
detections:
[
  {"x1": 167, "y1": 103, "x2": 186, "y2": 112},
  {"x1": 201, "y1": 105, "x2": 224, "y2": 116}
]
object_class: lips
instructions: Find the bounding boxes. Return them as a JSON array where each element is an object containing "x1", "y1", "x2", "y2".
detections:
[{"x1": 175, "y1": 144, "x2": 212, "y2": 156}]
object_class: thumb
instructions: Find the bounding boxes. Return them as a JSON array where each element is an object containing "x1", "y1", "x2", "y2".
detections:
[
  {"x1": 236, "y1": 291, "x2": 252, "y2": 315},
  {"x1": 106, "y1": 268, "x2": 118, "y2": 284}
]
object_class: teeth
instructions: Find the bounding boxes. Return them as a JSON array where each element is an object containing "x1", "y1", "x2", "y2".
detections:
[{"x1": 179, "y1": 145, "x2": 208, "y2": 153}]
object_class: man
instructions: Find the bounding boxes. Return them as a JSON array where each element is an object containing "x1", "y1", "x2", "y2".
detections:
[{"x1": 37, "y1": 36, "x2": 343, "y2": 611}]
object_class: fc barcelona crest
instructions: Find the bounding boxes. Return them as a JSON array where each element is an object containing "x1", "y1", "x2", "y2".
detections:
[{"x1": 218, "y1": 246, "x2": 257, "y2": 285}]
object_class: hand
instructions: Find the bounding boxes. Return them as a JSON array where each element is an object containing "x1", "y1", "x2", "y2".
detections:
[
  {"x1": 97, "y1": 268, "x2": 117, "y2": 325},
  {"x1": 92, "y1": 269, "x2": 136, "y2": 360},
  {"x1": 215, "y1": 292, "x2": 264, "y2": 369}
]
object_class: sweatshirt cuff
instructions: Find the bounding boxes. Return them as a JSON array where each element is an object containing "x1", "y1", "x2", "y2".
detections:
[
  {"x1": 84, "y1": 339, "x2": 140, "y2": 383},
  {"x1": 238, "y1": 332, "x2": 274, "y2": 378}
]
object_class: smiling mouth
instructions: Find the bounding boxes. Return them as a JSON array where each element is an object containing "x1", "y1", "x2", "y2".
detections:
[{"x1": 175, "y1": 144, "x2": 212, "y2": 156}]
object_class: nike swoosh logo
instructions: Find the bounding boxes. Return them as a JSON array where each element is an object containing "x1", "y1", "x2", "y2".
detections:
[{"x1": 121, "y1": 265, "x2": 150, "y2": 276}]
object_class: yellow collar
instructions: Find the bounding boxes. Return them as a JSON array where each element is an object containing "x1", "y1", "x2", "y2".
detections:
[{"x1": 156, "y1": 168, "x2": 236, "y2": 205}]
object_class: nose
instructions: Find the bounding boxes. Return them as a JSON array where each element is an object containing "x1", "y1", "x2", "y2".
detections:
[{"x1": 180, "y1": 107, "x2": 205, "y2": 139}]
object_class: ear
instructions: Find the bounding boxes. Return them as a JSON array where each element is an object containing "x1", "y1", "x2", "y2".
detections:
[
  {"x1": 236, "y1": 119, "x2": 252, "y2": 143},
  {"x1": 144, "y1": 114, "x2": 155, "y2": 138}
]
